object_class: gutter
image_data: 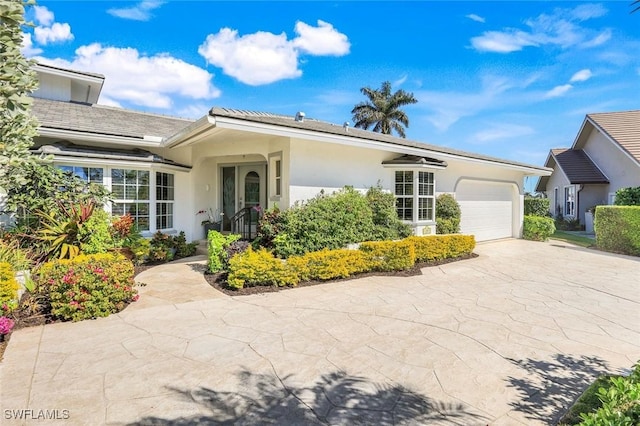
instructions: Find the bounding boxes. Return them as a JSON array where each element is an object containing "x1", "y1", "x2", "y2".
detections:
[{"x1": 39, "y1": 128, "x2": 162, "y2": 148}]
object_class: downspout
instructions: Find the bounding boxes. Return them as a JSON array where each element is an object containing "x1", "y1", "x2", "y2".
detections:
[{"x1": 576, "y1": 184, "x2": 584, "y2": 225}]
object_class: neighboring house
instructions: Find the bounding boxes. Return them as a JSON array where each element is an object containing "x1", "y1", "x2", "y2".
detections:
[
  {"x1": 535, "y1": 111, "x2": 640, "y2": 225},
  {"x1": 5, "y1": 63, "x2": 551, "y2": 242}
]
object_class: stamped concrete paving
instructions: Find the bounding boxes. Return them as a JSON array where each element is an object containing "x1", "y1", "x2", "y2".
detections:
[{"x1": 1, "y1": 239, "x2": 639, "y2": 425}]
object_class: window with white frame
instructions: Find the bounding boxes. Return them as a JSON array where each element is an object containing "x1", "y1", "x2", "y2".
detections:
[
  {"x1": 111, "y1": 169, "x2": 150, "y2": 231},
  {"x1": 58, "y1": 165, "x2": 104, "y2": 184},
  {"x1": 395, "y1": 170, "x2": 435, "y2": 222},
  {"x1": 156, "y1": 172, "x2": 174, "y2": 230},
  {"x1": 564, "y1": 185, "x2": 575, "y2": 217},
  {"x1": 269, "y1": 153, "x2": 282, "y2": 199}
]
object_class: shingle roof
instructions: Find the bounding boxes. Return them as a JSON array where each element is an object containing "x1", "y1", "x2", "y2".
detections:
[
  {"x1": 209, "y1": 107, "x2": 550, "y2": 172},
  {"x1": 552, "y1": 148, "x2": 609, "y2": 184},
  {"x1": 587, "y1": 110, "x2": 640, "y2": 164},
  {"x1": 32, "y1": 98, "x2": 193, "y2": 140}
]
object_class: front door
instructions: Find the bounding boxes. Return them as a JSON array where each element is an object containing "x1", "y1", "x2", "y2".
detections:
[{"x1": 238, "y1": 164, "x2": 266, "y2": 213}]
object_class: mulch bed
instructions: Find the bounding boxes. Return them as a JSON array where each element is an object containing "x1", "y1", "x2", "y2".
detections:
[{"x1": 205, "y1": 253, "x2": 478, "y2": 296}]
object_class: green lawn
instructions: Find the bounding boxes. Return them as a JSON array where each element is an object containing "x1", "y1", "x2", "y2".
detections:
[{"x1": 549, "y1": 231, "x2": 596, "y2": 248}]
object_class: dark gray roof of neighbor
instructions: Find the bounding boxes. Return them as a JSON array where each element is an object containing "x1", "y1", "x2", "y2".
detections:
[
  {"x1": 31, "y1": 142, "x2": 191, "y2": 170},
  {"x1": 551, "y1": 149, "x2": 609, "y2": 184},
  {"x1": 209, "y1": 107, "x2": 550, "y2": 172},
  {"x1": 32, "y1": 97, "x2": 193, "y2": 140}
]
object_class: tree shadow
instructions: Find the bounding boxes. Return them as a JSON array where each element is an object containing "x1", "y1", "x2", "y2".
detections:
[
  {"x1": 128, "y1": 370, "x2": 486, "y2": 425},
  {"x1": 505, "y1": 354, "x2": 615, "y2": 424}
]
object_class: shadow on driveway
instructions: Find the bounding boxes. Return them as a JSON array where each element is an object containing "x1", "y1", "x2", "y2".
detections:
[
  {"x1": 128, "y1": 370, "x2": 487, "y2": 425},
  {"x1": 506, "y1": 354, "x2": 613, "y2": 424}
]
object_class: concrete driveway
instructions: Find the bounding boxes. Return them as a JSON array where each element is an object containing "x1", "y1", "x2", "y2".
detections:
[{"x1": 1, "y1": 239, "x2": 639, "y2": 425}]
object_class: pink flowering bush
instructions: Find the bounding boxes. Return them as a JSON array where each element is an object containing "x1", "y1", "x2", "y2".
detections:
[
  {"x1": 34, "y1": 253, "x2": 138, "y2": 322},
  {"x1": 0, "y1": 316, "x2": 14, "y2": 335}
]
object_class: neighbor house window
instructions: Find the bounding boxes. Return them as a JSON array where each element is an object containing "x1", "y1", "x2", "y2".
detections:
[
  {"x1": 156, "y1": 172, "x2": 174, "y2": 230},
  {"x1": 395, "y1": 171, "x2": 435, "y2": 222},
  {"x1": 111, "y1": 169, "x2": 150, "y2": 231},
  {"x1": 58, "y1": 165, "x2": 104, "y2": 184},
  {"x1": 564, "y1": 185, "x2": 575, "y2": 217}
]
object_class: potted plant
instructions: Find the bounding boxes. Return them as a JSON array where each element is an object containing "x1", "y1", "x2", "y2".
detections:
[{"x1": 197, "y1": 208, "x2": 222, "y2": 237}]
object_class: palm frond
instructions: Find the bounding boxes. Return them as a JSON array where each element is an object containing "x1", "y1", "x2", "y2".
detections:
[{"x1": 632, "y1": 0, "x2": 640, "y2": 13}]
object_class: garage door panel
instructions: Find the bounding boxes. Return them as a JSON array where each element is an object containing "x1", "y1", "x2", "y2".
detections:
[{"x1": 456, "y1": 181, "x2": 515, "y2": 241}]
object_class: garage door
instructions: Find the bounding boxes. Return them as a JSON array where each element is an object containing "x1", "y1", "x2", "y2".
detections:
[{"x1": 456, "y1": 180, "x2": 515, "y2": 241}]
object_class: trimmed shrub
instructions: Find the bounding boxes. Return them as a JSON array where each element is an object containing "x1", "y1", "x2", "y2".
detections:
[
  {"x1": 359, "y1": 240, "x2": 416, "y2": 271},
  {"x1": 0, "y1": 262, "x2": 19, "y2": 308},
  {"x1": 524, "y1": 197, "x2": 550, "y2": 217},
  {"x1": 288, "y1": 249, "x2": 371, "y2": 281},
  {"x1": 254, "y1": 206, "x2": 286, "y2": 250},
  {"x1": 208, "y1": 231, "x2": 241, "y2": 272},
  {"x1": 227, "y1": 248, "x2": 298, "y2": 289},
  {"x1": 407, "y1": 235, "x2": 476, "y2": 262},
  {"x1": 273, "y1": 187, "x2": 375, "y2": 257},
  {"x1": 595, "y1": 206, "x2": 640, "y2": 256},
  {"x1": 523, "y1": 215, "x2": 556, "y2": 241},
  {"x1": 614, "y1": 186, "x2": 640, "y2": 206},
  {"x1": 34, "y1": 253, "x2": 137, "y2": 322},
  {"x1": 436, "y1": 194, "x2": 461, "y2": 234},
  {"x1": 366, "y1": 185, "x2": 412, "y2": 240}
]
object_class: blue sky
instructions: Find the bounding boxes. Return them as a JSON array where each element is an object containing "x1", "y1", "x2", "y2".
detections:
[{"x1": 22, "y1": 1, "x2": 639, "y2": 191}]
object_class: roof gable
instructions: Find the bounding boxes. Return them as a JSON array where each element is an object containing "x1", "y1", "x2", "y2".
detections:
[
  {"x1": 551, "y1": 148, "x2": 609, "y2": 184},
  {"x1": 578, "y1": 111, "x2": 640, "y2": 165}
]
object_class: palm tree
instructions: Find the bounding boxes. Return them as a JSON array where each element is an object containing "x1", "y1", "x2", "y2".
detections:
[
  {"x1": 633, "y1": 0, "x2": 640, "y2": 13},
  {"x1": 351, "y1": 81, "x2": 418, "y2": 138}
]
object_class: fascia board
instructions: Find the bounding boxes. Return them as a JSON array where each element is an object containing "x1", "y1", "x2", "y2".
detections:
[
  {"x1": 213, "y1": 116, "x2": 552, "y2": 175},
  {"x1": 38, "y1": 128, "x2": 162, "y2": 148}
]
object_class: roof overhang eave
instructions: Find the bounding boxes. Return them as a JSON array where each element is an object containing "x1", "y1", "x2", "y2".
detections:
[
  {"x1": 163, "y1": 115, "x2": 217, "y2": 148},
  {"x1": 38, "y1": 127, "x2": 163, "y2": 148},
  {"x1": 209, "y1": 115, "x2": 554, "y2": 175}
]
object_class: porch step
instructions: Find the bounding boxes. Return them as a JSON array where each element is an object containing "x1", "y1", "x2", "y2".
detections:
[{"x1": 195, "y1": 239, "x2": 208, "y2": 256}]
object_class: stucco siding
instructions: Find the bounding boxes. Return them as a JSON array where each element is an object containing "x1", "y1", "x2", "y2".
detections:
[
  {"x1": 544, "y1": 168, "x2": 571, "y2": 217},
  {"x1": 582, "y1": 129, "x2": 640, "y2": 189}
]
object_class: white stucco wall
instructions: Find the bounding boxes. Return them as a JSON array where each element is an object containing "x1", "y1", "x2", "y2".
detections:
[{"x1": 34, "y1": 73, "x2": 71, "y2": 102}]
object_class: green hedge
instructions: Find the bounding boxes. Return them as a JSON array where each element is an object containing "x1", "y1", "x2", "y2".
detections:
[
  {"x1": 227, "y1": 235, "x2": 476, "y2": 289},
  {"x1": 524, "y1": 197, "x2": 550, "y2": 217},
  {"x1": 595, "y1": 206, "x2": 640, "y2": 256},
  {"x1": 523, "y1": 215, "x2": 556, "y2": 241},
  {"x1": 614, "y1": 186, "x2": 640, "y2": 206}
]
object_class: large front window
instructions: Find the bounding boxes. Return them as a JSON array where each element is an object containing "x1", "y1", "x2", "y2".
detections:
[
  {"x1": 564, "y1": 185, "x2": 575, "y2": 217},
  {"x1": 156, "y1": 172, "x2": 174, "y2": 230},
  {"x1": 395, "y1": 171, "x2": 435, "y2": 222},
  {"x1": 112, "y1": 169, "x2": 150, "y2": 231},
  {"x1": 58, "y1": 166, "x2": 104, "y2": 184}
]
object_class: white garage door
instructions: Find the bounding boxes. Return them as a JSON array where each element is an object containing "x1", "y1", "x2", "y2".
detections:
[{"x1": 456, "y1": 180, "x2": 515, "y2": 241}]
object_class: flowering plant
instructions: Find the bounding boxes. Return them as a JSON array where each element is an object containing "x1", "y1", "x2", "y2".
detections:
[
  {"x1": 197, "y1": 208, "x2": 217, "y2": 225},
  {"x1": 0, "y1": 316, "x2": 15, "y2": 335}
]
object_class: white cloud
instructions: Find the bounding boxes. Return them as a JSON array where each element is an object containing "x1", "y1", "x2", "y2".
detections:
[
  {"x1": 466, "y1": 14, "x2": 485, "y2": 23},
  {"x1": 198, "y1": 20, "x2": 349, "y2": 86},
  {"x1": 545, "y1": 84, "x2": 573, "y2": 98},
  {"x1": 34, "y1": 22, "x2": 74, "y2": 45},
  {"x1": 416, "y1": 75, "x2": 516, "y2": 131},
  {"x1": 292, "y1": 20, "x2": 350, "y2": 56},
  {"x1": 107, "y1": 1, "x2": 164, "y2": 21},
  {"x1": 570, "y1": 69, "x2": 592, "y2": 83},
  {"x1": 20, "y1": 32, "x2": 42, "y2": 56},
  {"x1": 470, "y1": 4, "x2": 610, "y2": 53},
  {"x1": 471, "y1": 30, "x2": 537, "y2": 53},
  {"x1": 393, "y1": 74, "x2": 408, "y2": 87},
  {"x1": 33, "y1": 5, "x2": 54, "y2": 26},
  {"x1": 37, "y1": 43, "x2": 220, "y2": 109},
  {"x1": 472, "y1": 123, "x2": 534, "y2": 143}
]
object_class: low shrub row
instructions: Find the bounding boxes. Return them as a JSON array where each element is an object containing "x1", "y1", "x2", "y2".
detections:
[
  {"x1": 33, "y1": 253, "x2": 138, "y2": 322},
  {"x1": 227, "y1": 235, "x2": 475, "y2": 289},
  {"x1": 595, "y1": 206, "x2": 640, "y2": 256}
]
